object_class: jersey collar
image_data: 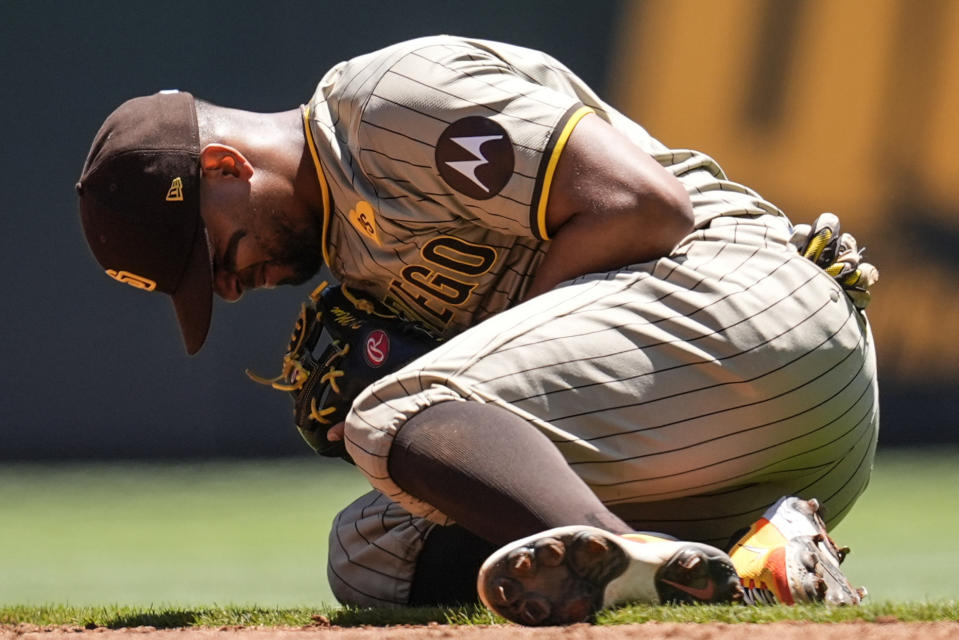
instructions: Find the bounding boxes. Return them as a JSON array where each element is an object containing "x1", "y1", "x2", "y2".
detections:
[{"x1": 300, "y1": 104, "x2": 332, "y2": 268}]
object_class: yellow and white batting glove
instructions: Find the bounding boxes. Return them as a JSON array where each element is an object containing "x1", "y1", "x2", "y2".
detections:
[{"x1": 789, "y1": 212, "x2": 879, "y2": 311}]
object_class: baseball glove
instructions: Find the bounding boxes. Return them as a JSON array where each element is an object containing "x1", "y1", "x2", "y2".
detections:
[
  {"x1": 247, "y1": 282, "x2": 442, "y2": 462},
  {"x1": 789, "y1": 212, "x2": 879, "y2": 310}
]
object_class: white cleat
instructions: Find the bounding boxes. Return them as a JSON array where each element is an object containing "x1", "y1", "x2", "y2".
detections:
[
  {"x1": 477, "y1": 525, "x2": 742, "y2": 625},
  {"x1": 729, "y1": 496, "x2": 866, "y2": 606}
]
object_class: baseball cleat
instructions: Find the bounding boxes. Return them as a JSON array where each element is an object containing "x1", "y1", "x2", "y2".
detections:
[
  {"x1": 477, "y1": 525, "x2": 742, "y2": 625},
  {"x1": 729, "y1": 496, "x2": 867, "y2": 606}
]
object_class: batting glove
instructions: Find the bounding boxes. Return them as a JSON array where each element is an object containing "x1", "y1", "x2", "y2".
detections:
[{"x1": 789, "y1": 212, "x2": 879, "y2": 311}]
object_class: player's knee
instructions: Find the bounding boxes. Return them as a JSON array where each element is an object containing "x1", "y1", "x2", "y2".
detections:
[
  {"x1": 326, "y1": 556, "x2": 391, "y2": 607},
  {"x1": 325, "y1": 491, "x2": 437, "y2": 607},
  {"x1": 326, "y1": 524, "x2": 409, "y2": 607}
]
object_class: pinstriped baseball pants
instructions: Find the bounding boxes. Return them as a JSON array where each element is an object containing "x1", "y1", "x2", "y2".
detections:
[{"x1": 328, "y1": 213, "x2": 879, "y2": 606}]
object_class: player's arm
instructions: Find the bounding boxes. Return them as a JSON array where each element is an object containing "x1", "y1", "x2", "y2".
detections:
[{"x1": 525, "y1": 113, "x2": 694, "y2": 299}]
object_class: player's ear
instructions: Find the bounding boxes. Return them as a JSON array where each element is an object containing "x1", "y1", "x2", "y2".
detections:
[{"x1": 200, "y1": 144, "x2": 254, "y2": 181}]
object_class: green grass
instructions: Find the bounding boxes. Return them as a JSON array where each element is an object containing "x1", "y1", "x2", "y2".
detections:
[
  {"x1": 1, "y1": 602, "x2": 958, "y2": 628},
  {"x1": 597, "y1": 600, "x2": 959, "y2": 624},
  {"x1": 0, "y1": 459, "x2": 370, "y2": 607},
  {"x1": 0, "y1": 448, "x2": 957, "y2": 625},
  {"x1": 0, "y1": 603, "x2": 496, "y2": 628}
]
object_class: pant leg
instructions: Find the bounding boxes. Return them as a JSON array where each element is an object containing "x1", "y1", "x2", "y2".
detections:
[
  {"x1": 327, "y1": 490, "x2": 434, "y2": 606},
  {"x1": 327, "y1": 490, "x2": 498, "y2": 606},
  {"x1": 344, "y1": 214, "x2": 879, "y2": 546}
]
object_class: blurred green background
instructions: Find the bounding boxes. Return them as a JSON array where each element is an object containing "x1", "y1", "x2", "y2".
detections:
[
  {"x1": 0, "y1": 460, "x2": 368, "y2": 606},
  {"x1": 1, "y1": 449, "x2": 956, "y2": 606}
]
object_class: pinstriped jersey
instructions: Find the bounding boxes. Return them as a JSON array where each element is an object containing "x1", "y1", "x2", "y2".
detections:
[{"x1": 304, "y1": 35, "x2": 785, "y2": 337}]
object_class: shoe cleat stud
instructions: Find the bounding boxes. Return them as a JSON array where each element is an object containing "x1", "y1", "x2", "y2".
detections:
[
  {"x1": 519, "y1": 596, "x2": 550, "y2": 625},
  {"x1": 815, "y1": 577, "x2": 828, "y2": 600},
  {"x1": 799, "y1": 574, "x2": 823, "y2": 601},
  {"x1": 509, "y1": 549, "x2": 534, "y2": 575},
  {"x1": 731, "y1": 585, "x2": 745, "y2": 602},
  {"x1": 491, "y1": 577, "x2": 522, "y2": 606},
  {"x1": 836, "y1": 546, "x2": 850, "y2": 563},
  {"x1": 580, "y1": 533, "x2": 610, "y2": 557},
  {"x1": 679, "y1": 552, "x2": 703, "y2": 571},
  {"x1": 560, "y1": 596, "x2": 592, "y2": 623},
  {"x1": 533, "y1": 538, "x2": 566, "y2": 567},
  {"x1": 800, "y1": 549, "x2": 818, "y2": 571}
]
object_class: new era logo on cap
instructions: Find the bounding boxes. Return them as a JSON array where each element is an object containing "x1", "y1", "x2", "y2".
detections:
[{"x1": 166, "y1": 177, "x2": 184, "y2": 202}]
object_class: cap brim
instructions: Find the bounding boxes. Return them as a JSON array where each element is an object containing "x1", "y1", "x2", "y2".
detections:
[{"x1": 171, "y1": 226, "x2": 213, "y2": 355}]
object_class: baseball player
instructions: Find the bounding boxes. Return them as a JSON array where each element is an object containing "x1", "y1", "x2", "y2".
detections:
[{"x1": 76, "y1": 36, "x2": 878, "y2": 624}]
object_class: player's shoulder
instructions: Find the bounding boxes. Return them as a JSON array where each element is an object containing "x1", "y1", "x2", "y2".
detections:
[
  {"x1": 314, "y1": 35, "x2": 530, "y2": 126},
  {"x1": 354, "y1": 34, "x2": 519, "y2": 65},
  {"x1": 333, "y1": 35, "x2": 544, "y2": 89}
]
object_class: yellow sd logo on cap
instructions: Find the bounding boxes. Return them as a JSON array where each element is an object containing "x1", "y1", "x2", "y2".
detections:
[{"x1": 106, "y1": 269, "x2": 157, "y2": 291}]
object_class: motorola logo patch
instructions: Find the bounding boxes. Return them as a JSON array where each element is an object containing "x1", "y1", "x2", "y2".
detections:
[{"x1": 435, "y1": 117, "x2": 513, "y2": 200}]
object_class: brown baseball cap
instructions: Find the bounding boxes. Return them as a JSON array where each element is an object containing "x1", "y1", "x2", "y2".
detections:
[{"x1": 76, "y1": 90, "x2": 212, "y2": 355}]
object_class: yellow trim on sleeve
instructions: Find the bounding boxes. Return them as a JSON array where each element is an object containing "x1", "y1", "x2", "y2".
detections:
[
  {"x1": 535, "y1": 105, "x2": 594, "y2": 241},
  {"x1": 301, "y1": 105, "x2": 333, "y2": 268}
]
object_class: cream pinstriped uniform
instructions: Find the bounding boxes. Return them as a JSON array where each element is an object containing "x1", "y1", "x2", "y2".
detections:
[{"x1": 304, "y1": 36, "x2": 879, "y2": 606}]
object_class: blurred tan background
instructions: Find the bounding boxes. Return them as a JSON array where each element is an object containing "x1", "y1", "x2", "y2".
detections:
[{"x1": 611, "y1": 0, "x2": 959, "y2": 385}]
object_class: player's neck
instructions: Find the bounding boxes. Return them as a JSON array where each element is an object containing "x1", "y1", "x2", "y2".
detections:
[
  {"x1": 204, "y1": 107, "x2": 325, "y2": 221},
  {"x1": 249, "y1": 108, "x2": 327, "y2": 222}
]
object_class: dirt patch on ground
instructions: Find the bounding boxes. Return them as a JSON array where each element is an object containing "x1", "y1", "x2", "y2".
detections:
[{"x1": 5, "y1": 622, "x2": 959, "y2": 640}]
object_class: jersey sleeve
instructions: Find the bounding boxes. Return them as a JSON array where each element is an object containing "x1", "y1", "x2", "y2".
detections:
[{"x1": 349, "y1": 40, "x2": 592, "y2": 241}]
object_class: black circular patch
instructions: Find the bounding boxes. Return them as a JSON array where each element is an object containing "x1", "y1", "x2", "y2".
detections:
[{"x1": 435, "y1": 117, "x2": 513, "y2": 200}]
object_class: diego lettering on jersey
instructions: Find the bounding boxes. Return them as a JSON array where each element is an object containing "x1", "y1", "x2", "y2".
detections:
[
  {"x1": 435, "y1": 117, "x2": 514, "y2": 200},
  {"x1": 385, "y1": 236, "x2": 498, "y2": 334}
]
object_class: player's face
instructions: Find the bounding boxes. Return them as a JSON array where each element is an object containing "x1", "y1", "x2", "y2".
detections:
[{"x1": 201, "y1": 178, "x2": 322, "y2": 302}]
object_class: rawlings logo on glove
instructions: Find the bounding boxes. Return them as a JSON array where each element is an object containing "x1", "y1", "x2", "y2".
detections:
[
  {"x1": 247, "y1": 282, "x2": 442, "y2": 462},
  {"x1": 364, "y1": 330, "x2": 390, "y2": 367}
]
